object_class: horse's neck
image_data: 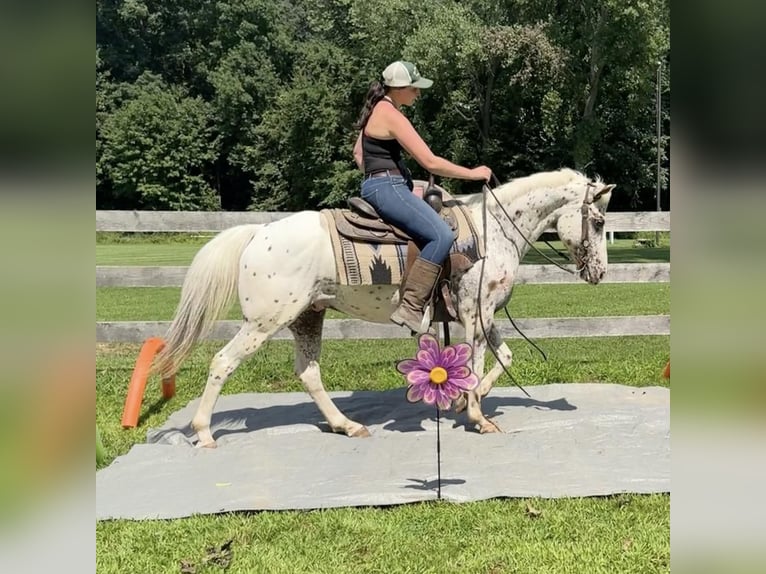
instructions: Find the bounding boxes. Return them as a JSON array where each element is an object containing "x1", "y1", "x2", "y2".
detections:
[{"x1": 466, "y1": 182, "x2": 582, "y2": 260}]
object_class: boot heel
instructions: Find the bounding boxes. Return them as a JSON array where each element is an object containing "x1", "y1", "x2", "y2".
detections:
[{"x1": 390, "y1": 257, "x2": 442, "y2": 335}]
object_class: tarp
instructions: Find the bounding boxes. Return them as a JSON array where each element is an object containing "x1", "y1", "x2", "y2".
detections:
[{"x1": 96, "y1": 384, "x2": 669, "y2": 520}]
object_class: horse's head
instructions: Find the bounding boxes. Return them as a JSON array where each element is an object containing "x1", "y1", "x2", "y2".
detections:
[{"x1": 555, "y1": 180, "x2": 616, "y2": 284}]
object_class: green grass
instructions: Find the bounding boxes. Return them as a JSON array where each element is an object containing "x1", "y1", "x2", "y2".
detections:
[
  {"x1": 96, "y1": 283, "x2": 669, "y2": 321},
  {"x1": 97, "y1": 232, "x2": 217, "y2": 244},
  {"x1": 523, "y1": 239, "x2": 669, "y2": 264},
  {"x1": 96, "y1": 240, "x2": 211, "y2": 266},
  {"x1": 96, "y1": 496, "x2": 669, "y2": 574},
  {"x1": 97, "y1": 336, "x2": 669, "y2": 573},
  {"x1": 96, "y1": 236, "x2": 669, "y2": 266}
]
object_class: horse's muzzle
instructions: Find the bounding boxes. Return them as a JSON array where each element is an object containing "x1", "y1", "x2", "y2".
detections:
[{"x1": 581, "y1": 267, "x2": 606, "y2": 285}]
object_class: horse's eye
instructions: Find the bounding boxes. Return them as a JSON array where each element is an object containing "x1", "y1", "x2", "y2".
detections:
[{"x1": 593, "y1": 219, "x2": 604, "y2": 231}]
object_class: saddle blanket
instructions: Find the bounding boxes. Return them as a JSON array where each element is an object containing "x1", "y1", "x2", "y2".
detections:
[{"x1": 321, "y1": 193, "x2": 483, "y2": 287}]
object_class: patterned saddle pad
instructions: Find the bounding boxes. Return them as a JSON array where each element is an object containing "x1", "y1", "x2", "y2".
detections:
[{"x1": 321, "y1": 183, "x2": 484, "y2": 287}]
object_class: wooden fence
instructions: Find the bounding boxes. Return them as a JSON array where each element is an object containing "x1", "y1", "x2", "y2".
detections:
[
  {"x1": 96, "y1": 210, "x2": 670, "y2": 343},
  {"x1": 97, "y1": 210, "x2": 669, "y2": 233}
]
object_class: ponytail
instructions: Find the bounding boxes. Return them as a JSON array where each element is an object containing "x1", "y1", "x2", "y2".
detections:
[{"x1": 354, "y1": 80, "x2": 387, "y2": 130}]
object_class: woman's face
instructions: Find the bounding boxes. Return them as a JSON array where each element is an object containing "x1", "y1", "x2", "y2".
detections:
[
  {"x1": 391, "y1": 86, "x2": 421, "y2": 107},
  {"x1": 403, "y1": 86, "x2": 421, "y2": 106}
]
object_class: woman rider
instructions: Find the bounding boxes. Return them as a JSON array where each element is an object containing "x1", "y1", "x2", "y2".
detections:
[{"x1": 353, "y1": 60, "x2": 492, "y2": 334}]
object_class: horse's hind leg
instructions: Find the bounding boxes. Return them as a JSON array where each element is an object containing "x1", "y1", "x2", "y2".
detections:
[
  {"x1": 289, "y1": 308, "x2": 371, "y2": 438},
  {"x1": 192, "y1": 321, "x2": 271, "y2": 447}
]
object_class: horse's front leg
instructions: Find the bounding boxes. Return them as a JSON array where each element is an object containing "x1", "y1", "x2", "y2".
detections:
[
  {"x1": 459, "y1": 316, "x2": 502, "y2": 434},
  {"x1": 478, "y1": 325, "x2": 513, "y2": 397},
  {"x1": 289, "y1": 309, "x2": 370, "y2": 437},
  {"x1": 455, "y1": 324, "x2": 512, "y2": 411}
]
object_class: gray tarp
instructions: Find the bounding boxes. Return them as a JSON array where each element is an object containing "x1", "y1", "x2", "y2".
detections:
[{"x1": 96, "y1": 384, "x2": 669, "y2": 520}]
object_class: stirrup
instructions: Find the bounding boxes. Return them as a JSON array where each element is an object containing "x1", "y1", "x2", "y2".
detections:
[
  {"x1": 393, "y1": 304, "x2": 435, "y2": 336},
  {"x1": 419, "y1": 303, "x2": 433, "y2": 333}
]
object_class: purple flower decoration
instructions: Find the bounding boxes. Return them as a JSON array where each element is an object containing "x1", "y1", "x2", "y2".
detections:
[{"x1": 396, "y1": 333, "x2": 479, "y2": 410}]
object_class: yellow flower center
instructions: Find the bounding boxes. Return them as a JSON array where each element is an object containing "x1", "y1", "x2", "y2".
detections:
[{"x1": 429, "y1": 366, "x2": 448, "y2": 385}]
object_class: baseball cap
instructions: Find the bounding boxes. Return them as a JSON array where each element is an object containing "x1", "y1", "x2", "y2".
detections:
[{"x1": 381, "y1": 61, "x2": 433, "y2": 89}]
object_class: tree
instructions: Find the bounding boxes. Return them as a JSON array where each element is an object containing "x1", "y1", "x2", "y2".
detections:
[
  {"x1": 517, "y1": 0, "x2": 670, "y2": 207},
  {"x1": 96, "y1": 0, "x2": 670, "y2": 212},
  {"x1": 237, "y1": 40, "x2": 360, "y2": 210},
  {"x1": 99, "y1": 73, "x2": 221, "y2": 210}
]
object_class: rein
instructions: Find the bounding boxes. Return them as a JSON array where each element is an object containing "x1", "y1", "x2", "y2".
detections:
[
  {"x1": 475, "y1": 177, "x2": 530, "y2": 398},
  {"x1": 469, "y1": 176, "x2": 600, "y2": 398},
  {"x1": 483, "y1": 175, "x2": 597, "y2": 274}
]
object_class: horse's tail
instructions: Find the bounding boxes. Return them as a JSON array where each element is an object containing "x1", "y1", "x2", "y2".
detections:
[{"x1": 154, "y1": 224, "x2": 260, "y2": 378}]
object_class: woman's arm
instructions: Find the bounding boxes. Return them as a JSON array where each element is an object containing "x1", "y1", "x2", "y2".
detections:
[
  {"x1": 386, "y1": 108, "x2": 486, "y2": 180},
  {"x1": 353, "y1": 131, "x2": 364, "y2": 172}
]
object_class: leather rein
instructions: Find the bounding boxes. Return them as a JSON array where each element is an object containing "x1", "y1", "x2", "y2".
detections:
[
  {"x1": 483, "y1": 176, "x2": 600, "y2": 274},
  {"x1": 467, "y1": 176, "x2": 603, "y2": 398}
]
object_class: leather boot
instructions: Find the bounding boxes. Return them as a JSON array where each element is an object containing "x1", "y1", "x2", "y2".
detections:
[{"x1": 390, "y1": 257, "x2": 442, "y2": 334}]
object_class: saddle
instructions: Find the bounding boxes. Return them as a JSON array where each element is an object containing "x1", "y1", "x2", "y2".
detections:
[
  {"x1": 321, "y1": 179, "x2": 483, "y2": 322},
  {"x1": 335, "y1": 195, "x2": 458, "y2": 246}
]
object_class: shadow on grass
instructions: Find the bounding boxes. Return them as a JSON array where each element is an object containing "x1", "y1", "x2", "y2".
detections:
[{"x1": 137, "y1": 396, "x2": 174, "y2": 427}]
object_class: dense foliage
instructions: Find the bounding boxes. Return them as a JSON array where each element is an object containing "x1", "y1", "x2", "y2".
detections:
[{"x1": 96, "y1": 0, "x2": 669, "y2": 212}]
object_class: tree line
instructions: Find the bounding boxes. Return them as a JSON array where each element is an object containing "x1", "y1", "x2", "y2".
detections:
[{"x1": 96, "y1": 0, "x2": 669, "y2": 213}]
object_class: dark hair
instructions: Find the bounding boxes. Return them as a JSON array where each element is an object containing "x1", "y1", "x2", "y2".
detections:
[{"x1": 354, "y1": 80, "x2": 387, "y2": 130}]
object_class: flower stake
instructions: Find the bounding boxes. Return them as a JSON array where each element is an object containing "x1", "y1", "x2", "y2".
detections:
[{"x1": 396, "y1": 333, "x2": 479, "y2": 499}]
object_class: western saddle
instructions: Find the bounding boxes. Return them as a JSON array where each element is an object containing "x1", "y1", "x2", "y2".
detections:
[{"x1": 326, "y1": 178, "x2": 480, "y2": 322}]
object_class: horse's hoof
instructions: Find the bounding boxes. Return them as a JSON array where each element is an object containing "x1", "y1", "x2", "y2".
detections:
[
  {"x1": 453, "y1": 395, "x2": 467, "y2": 413},
  {"x1": 478, "y1": 420, "x2": 503, "y2": 434},
  {"x1": 350, "y1": 426, "x2": 371, "y2": 438},
  {"x1": 195, "y1": 439, "x2": 217, "y2": 449}
]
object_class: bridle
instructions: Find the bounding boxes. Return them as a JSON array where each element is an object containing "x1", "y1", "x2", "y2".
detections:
[
  {"x1": 574, "y1": 181, "x2": 609, "y2": 270},
  {"x1": 481, "y1": 177, "x2": 602, "y2": 275},
  {"x1": 580, "y1": 182, "x2": 597, "y2": 250},
  {"x1": 470, "y1": 177, "x2": 604, "y2": 398}
]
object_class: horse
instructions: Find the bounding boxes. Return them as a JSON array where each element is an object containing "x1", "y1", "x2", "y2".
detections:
[{"x1": 155, "y1": 168, "x2": 615, "y2": 447}]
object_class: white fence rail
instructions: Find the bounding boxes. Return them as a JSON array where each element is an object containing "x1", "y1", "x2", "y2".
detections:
[
  {"x1": 97, "y1": 210, "x2": 670, "y2": 233},
  {"x1": 96, "y1": 262, "x2": 670, "y2": 288},
  {"x1": 97, "y1": 316, "x2": 670, "y2": 344}
]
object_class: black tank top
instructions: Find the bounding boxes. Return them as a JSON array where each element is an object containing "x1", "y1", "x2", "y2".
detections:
[
  {"x1": 360, "y1": 99, "x2": 413, "y2": 189},
  {"x1": 362, "y1": 134, "x2": 402, "y2": 175}
]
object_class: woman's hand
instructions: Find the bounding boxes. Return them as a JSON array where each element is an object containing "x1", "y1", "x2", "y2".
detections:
[{"x1": 470, "y1": 166, "x2": 493, "y2": 182}]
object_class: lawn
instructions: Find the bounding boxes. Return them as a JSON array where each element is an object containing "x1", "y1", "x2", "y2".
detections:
[
  {"x1": 96, "y1": 282, "x2": 669, "y2": 321},
  {"x1": 97, "y1": 495, "x2": 669, "y2": 574},
  {"x1": 95, "y1": 234, "x2": 669, "y2": 321},
  {"x1": 97, "y1": 335, "x2": 669, "y2": 574},
  {"x1": 96, "y1": 234, "x2": 669, "y2": 266},
  {"x1": 96, "y1": 233, "x2": 670, "y2": 574}
]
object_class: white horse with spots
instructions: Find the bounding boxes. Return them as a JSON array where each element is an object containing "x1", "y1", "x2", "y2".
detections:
[{"x1": 156, "y1": 168, "x2": 614, "y2": 446}]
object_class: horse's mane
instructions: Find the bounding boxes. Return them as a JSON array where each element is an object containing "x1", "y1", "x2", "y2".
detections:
[
  {"x1": 457, "y1": 168, "x2": 591, "y2": 206},
  {"x1": 495, "y1": 168, "x2": 589, "y2": 196}
]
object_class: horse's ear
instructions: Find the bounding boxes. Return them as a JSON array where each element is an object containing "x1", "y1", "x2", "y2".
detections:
[{"x1": 593, "y1": 183, "x2": 616, "y2": 201}]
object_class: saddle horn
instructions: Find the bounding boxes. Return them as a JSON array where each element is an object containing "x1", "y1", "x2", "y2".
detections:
[{"x1": 423, "y1": 173, "x2": 443, "y2": 213}]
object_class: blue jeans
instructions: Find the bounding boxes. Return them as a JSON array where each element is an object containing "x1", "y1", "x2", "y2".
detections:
[{"x1": 360, "y1": 175, "x2": 453, "y2": 264}]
